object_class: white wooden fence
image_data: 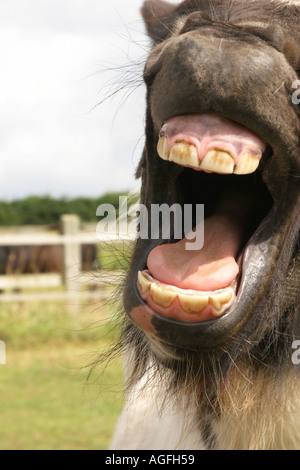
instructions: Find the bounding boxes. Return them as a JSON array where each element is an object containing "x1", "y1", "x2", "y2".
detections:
[{"x1": 0, "y1": 215, "x2": 135, "y2": 314}]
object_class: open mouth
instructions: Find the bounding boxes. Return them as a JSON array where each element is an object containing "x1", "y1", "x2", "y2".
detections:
[{"x1": 136, "y1": 113, "x2": 274, "y2": 324}]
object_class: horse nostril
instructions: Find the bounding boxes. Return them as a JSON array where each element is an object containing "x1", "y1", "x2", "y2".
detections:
[
  {"x1": 179, "y1": 11, "x2": 213, "y2": 34},
  {"x1": 247, "y1": 24, "x2": 284, "y2": 52}
]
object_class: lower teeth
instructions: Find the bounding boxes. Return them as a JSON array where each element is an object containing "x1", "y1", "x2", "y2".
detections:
[{"x1": 138, "y1": 271, "x2": 234, "y2": 315}]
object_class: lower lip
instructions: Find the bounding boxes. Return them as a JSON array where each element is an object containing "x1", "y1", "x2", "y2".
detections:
[
  {"x1": 138, "y1": 285, "x2": 236, "y2": 323},
  {"x1": 132, "y1": 238, "x2": 247, "y2": 328},
  {"x1": 128, "y1": 302, "x2": 159, "y2": 335},
  {"x1": 127, "y1": 291, "x2": 227, "y2": 352}
]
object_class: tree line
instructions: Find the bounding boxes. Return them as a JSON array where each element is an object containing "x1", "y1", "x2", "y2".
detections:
[{"x1": 0, "y1": 191, "x2": 136, "y2": 226}]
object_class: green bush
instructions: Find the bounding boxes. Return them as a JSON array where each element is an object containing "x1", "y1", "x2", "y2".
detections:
[{"x1": 0, "y1": 191, "x2": 138, "y2": 226}]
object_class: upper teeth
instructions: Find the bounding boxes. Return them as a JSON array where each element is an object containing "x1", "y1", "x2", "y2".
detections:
[
  {"x1": 157, "y1": 137, "x2": 260, "y2": 175},
  {"x1": 233, "y1": 152, "x2": 260, "y2": 174},
  {"x1": 200, "y1": 150, "x2": 234, "y2": 174},
  {"x1": 169, "y1": 141, "x2": 199, "y2": 168},
  {"x1": 157, "y1": 136, "x2": 169, "y2": 161}
]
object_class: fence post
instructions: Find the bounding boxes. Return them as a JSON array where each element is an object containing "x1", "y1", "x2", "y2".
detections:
[
  {"x1": 61, "y1": 214, "x2": 81, "y2": 315},
  {"x1": 0, "y1": 340, "x2": 6, "y2": 365}
]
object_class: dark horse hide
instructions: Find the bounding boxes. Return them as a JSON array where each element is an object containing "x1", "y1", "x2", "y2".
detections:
[
  {"x1": 110, "y1": 0, "x2": 300, "y2": 450},
  {"x1": 0, "y1": 245, "x2": 98, "y2": 274}
]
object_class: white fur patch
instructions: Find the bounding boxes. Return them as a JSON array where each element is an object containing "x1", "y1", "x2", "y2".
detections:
[
  {"x1": 110, "y1": 352, "x2": 205, "y2": 450},
  {"x1": 271, "y1": 0, "x2": 300, "y2": 4}
]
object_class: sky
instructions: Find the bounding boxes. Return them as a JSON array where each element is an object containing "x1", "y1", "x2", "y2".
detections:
[{"x1": 0, "y1": 0, "x2": 157, "y2": 200}]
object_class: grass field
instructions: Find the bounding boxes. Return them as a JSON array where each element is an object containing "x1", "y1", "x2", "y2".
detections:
[{"x1": 0, "y1": 299, "x2": 125, "y2": 450}]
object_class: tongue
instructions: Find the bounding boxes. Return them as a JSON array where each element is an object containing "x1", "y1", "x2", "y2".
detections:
[
  {"x1": 147, "y1": 213, "x2": 242, "y2": 292},
  {"x1": 147, "y1": 185, "x2": 253, "y2": 292}
]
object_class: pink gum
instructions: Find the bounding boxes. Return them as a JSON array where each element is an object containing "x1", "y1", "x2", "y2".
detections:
[{"x1": 160, "y1": 113, "x2": 266, "y2": 165}]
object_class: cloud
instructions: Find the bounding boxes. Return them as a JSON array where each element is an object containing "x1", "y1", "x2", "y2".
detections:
[{"x1": 0, "y1": 0, "x2": 147, "y2": 199}]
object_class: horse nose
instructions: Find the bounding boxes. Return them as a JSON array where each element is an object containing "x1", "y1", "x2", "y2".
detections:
[{"x1": 149, "y1": 30, "x2": 284, "y2": 134}]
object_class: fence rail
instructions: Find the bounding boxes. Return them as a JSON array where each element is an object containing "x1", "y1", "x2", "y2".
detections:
[
  {"x1": 0, "y1": 215, "x2": 132, "y2": 313},
  {"x1": 0, "y1": 233, "x2": 134, "y2": 246}
]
